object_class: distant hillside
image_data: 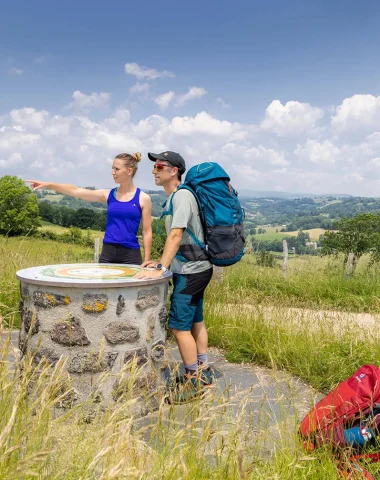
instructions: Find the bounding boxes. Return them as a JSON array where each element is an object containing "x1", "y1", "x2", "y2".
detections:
[
  {"x1": 36, "y1": 188, "x2": 380, "y2": 233},
  {"x1": 238, "y1": 189, "x2": 352, "y2": 199}
]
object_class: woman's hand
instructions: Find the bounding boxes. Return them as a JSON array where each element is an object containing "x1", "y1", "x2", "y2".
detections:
[{"x1": 26, "y1": 180, "x2": 50, "y2": 191}]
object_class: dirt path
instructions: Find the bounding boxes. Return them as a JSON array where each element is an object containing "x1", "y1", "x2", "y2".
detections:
[{"x1": 217, "y1": 303, "x2": 380, "y2": 339}]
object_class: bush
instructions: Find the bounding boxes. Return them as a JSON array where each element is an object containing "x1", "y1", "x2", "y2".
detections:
[{"x1": 255, "y1": 251, "x2": 276, "y2": 267}]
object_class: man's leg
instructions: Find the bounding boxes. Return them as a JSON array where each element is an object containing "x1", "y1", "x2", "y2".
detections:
[
  {"x1": 170, "y1": 329, "x2": 198, "y2": 372},
  {"x1": 191, "y1": 321, "x2": 208, "y2": 364}
]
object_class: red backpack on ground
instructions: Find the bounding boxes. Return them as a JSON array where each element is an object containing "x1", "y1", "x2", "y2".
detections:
[{"x1": 299, "y1": 365, "x2": 380, "y2": 479}]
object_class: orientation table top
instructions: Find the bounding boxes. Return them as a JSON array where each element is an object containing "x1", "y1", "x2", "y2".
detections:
[{"x1": 16, "y1": 263, "x2": 172, "y2": 288}]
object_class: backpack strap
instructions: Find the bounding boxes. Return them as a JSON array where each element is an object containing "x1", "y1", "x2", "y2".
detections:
[{"x1": 159, "y1": 187, "x2": 208, "y2": 263}]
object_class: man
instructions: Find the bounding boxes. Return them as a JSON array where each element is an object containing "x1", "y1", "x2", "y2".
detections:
[{"x1": 135, "y1": 151, "x2": 213, "y2": 403}]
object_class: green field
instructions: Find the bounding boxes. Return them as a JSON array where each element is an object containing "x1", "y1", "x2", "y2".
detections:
[
  {"x1": 40, "y1": 221, "x2": 104, "y2": 239},
  {"x1": 253, "y1": 226, "x2": 325, "y2": 242}
]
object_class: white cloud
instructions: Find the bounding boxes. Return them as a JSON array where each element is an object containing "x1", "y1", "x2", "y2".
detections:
[
  {"x1": 175, "y1": 87, "x2": 208, "y2": 107},
  {"x1": 67, "y1": 91, "x2": 111, "y2": 110},
  {"x1": 124, "y1": 63, "x2": 175, "y2": 80},
  {"x1": 10, "y1": 108, "x2": 49, "y2": 130},
  {"x1": 217, "y1": 97, "x2": 230, "y2": 108},
  {"x1": 0, "y1": 152, "x2": 23, "y2": 168},
  {"x1": 168, "y1": 111, "x2": 237, "y2": 136},
  {"x1": 34, "y1": 56, "x2": 46, "y2": 63},
  {"x1": 244, "y1": 145, "x2": 290, "y2": 167},
  {"x1": 294, "y1": 140, "x2": 340, "y2": 166},
  {"x1": 129, "y1": 82, "x2": 149, "y2": 95},
  {"x1": 3, "y1": 95, "x2": 380, "y2": 195},
  {"x1": 331, "y1": 94, "x2": 380, "y2": 132},
  {"x1": 261, "y1": 100, "x2": 324, "y2": 136},
  {"x1": 9, "y1": 67, "x2": 23, "y2": 75},
  {"x1": 154, "y1": 91, "x2": 175, "y2": 110}
]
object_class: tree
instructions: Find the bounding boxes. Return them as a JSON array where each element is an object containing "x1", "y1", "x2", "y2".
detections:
[
  {"x1": 0, "y1": 175, "x2": 40, "y2": 235},
  {"x1": 321, "y1": 213, "x2": 380, "y2": 268}
]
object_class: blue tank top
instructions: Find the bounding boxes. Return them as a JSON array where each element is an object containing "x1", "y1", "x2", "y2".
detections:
[{"x1": 103, "y1": 188, "x2": 142, "y2": 249}]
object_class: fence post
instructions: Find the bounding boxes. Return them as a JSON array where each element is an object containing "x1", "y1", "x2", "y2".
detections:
[
  {"x1": 94, "y1": 238, "x2": 100, "y2": 263},
  {"x1": 345, "y1": 252, "x2": 355, "y2": 279},
  {"x1": 282, "y1": 239, "x2": 288, "y2": 280},
  {"x1": 213, "y1": 266, "x2": 224, "y2": 283}
]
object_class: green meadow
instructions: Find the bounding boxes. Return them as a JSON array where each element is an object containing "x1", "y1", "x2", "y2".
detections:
[{"x1": 1, "y1": 235, "x2": 380, "y2": 478}]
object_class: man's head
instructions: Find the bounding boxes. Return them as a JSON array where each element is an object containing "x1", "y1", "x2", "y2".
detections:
[{"x1": 148, "y1": 151, "x2": 186, "y2": 187}]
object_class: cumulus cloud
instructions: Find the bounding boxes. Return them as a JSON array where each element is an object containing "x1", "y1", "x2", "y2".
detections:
[
  {"x1": 154, "y1": 91, "x2": 175, "y2": 110},
  {"x1": 331, "y1": 94, "x2": 380, "y2": 132},
  {"x1": 294, "y1": 139, "x2": 341, "y2": 166},
  {"x1": 0, "y1": 152, "x2": 24, "y2": 168},
  {"x1": 244, "y1": 145, "x2": 289, "y2": 167},
  {"x1": 175, "y1": 87, "x2": 208, "y2": 107},
  {"x1": 154, "y1": 87, "x2": 208, "y2": 110},
  {"x1": 261, "y1": 100, "x2": 324, "y2": 136},
  {"x1": 129, "y1": 82, "x2": 149, "y2": 95},
  {"x1": 2, "y1": 95, "x2": 380, "y2": 195},
  {"x1": 67, "y1": 91, "x2": 111, "y2": 111},
  {"x1": 9, "y1": 67, "x2": 23, "y2": 75},
  {"x1": 124, "y1": 63, "x2": 175, "y2": 80}
]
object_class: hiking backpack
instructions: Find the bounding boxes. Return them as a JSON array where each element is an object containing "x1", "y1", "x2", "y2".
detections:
[
  {"x1": 300, "y1": 364, "x2": 380, "y2": 479},
  {"x1": 161, "y1": 162, "x2": 245, "y2": 267}
]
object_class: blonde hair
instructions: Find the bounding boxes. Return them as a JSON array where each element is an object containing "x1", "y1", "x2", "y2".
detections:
[{"x1": 115, "y1": 152, "x2": 142, "y2": 177}]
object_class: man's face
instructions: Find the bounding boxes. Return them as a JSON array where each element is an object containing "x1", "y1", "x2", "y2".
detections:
[{"x1": 152, "y1": 160, "x2": 174, "y2": 186}]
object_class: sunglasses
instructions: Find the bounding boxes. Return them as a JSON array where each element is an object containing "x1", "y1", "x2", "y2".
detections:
[{"x1": 152, "y1": 163, "x2": 173, "y2": 172}]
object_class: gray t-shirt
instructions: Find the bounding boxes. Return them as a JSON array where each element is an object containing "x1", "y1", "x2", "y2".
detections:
[{"x1": 164, "y1": 189, "x2": 212, "y2": 274}]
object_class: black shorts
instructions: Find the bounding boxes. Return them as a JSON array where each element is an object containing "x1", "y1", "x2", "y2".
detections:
[{"x1": 99, "y1": 243, "x2": 142, "y2": 265}]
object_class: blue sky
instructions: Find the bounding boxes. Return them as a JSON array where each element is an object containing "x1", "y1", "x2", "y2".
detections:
[{"x1": 1, "y1": 0, "x2": 380, "y2": 195}]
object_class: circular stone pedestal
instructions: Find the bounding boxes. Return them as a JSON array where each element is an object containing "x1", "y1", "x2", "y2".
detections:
[{"x1": 16, "y1": 263, "x2": 171, "y2": 410}]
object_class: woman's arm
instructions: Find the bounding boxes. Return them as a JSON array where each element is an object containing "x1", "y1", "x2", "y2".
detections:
[
  {"x1": 140, "y1": 192, "x2": 152, "y2": 263},
  {"x1": 26, "y1": 180, "x2": 110, "y2": 203}
]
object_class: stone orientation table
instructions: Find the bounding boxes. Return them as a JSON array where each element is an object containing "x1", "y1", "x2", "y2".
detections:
[{"x1": 16, "y1": 263, "x2": 171, "y2": 408}]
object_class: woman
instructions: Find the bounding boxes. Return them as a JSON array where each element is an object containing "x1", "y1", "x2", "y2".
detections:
[{"x1": 27, "y1": 152, "x2": 152, "y2": 265}]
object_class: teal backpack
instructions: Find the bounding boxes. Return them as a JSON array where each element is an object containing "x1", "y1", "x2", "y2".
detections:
[{"x1": 161, "y1": 162, "x2": 245, "y2": 267}]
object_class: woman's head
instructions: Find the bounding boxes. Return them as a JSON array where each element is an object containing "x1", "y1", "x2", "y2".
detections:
[{"x1": 112, "y1": 152, "x2": 142, "y2": 182}]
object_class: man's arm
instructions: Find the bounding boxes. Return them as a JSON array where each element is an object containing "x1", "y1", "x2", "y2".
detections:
[{"x1": 135, "y1": 228, "x2": 184, "y2": 278}]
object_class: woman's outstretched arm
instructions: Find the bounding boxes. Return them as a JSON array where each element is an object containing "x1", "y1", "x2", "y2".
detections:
[{"x1": 26, "y1": 180, "x2": 110, "y2": 203}]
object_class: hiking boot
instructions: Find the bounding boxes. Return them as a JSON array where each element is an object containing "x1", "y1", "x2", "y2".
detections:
[
  {"x1": 165, "y1": 375, "x2": 206, "y2": 405},
  {"x1": 199, "y1": 366, "x2": 214, "y2": 386},
  {"x1": 165, "y1": 369, "x2": 186, "y2": 389}
]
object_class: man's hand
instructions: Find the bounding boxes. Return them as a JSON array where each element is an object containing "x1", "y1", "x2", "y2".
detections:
[
  {"x1": 140, "y1": 260, "x2": 159, "y2": 268},
  {"x1": 134, "y1": 268, "x2": 164, "y2": 279}
]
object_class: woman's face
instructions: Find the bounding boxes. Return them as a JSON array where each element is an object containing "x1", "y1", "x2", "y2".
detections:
[{"x1": 111, "y1": 158, "x2": 132, "y2": 183}]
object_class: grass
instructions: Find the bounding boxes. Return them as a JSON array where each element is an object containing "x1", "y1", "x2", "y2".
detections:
[
  {"x1": 2, "y1": 235, "x2": 380, "y2": 477},
  {"x1": 207, "y1": 254, "x2": 380, "y2": 313},
  {"x1": 0, "y1": 328, "x2": 343, "y2": 479},
  {"x1": 0, "y1": 236, "x2": 93, "y2": 328}
]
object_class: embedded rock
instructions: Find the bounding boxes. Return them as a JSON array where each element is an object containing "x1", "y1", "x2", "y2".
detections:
[
  {"x1": 104, "y1": 322, "x2": 140, "y2": 344},
  {"x1": 68, "y1": 352, "x2": 118, "y2": 373},
  {"x1": 151, "y1": 340, "x2": 165, "y2": 363},
  {"x1": 34, "y1": 347, "x2": 60, "y2": 366},
  {"x1": 33, "y1": 291, "x2": 71, "y2": 308},
  {"x1": 158, "y1": 307, "x2": 167, "y2": 328},
  {"x1": 116, "y1": 295, "x2": 125, "y2": 316},
  {"x1": 82, "y1": 293, "x2": 108, "y2": 313},
  {"x1": 135, "y1": 287, "x2": 160, "y2": 311},
  {"x1": 51, "y1": 315, "x2": 91, "y2": 346},
  {"x1": 124, "y1": 347, "x2": 148, "y2": 367}
]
